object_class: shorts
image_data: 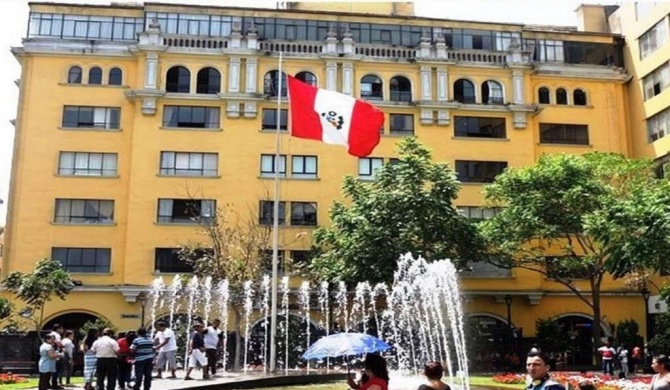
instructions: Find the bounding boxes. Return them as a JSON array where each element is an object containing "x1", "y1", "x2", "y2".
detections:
[
  {"x1": 156, "y1": 350, "x2": 177, "y2": 370},
  {"x1": 188, "y1": 349, "x2": 208, "y2": 368}
]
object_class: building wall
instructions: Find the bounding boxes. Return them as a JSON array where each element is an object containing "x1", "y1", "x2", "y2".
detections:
[{"x1": 1, "y1": 2, "x2": 651, "y2": 338}]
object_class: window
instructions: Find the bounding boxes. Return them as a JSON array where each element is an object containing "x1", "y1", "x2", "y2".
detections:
[
  {"x1": 160, "y1": 152, "x2": 218, "y2": 176},
  {"x1": 643, "y1": 62, "x2": 670, "y2": 100},
  {"x1": 639, "y1": 18, "x2": 668, "y2": 59},
  {"x1": 654, "y1": 154, "x2": 670, "y2": 179},
  {"x1": 361, "y1": 75, "x2": 383, "y2": 100},
  {"x1": 262, "y1": 109, "x2": 288, "y2": 130},
  {"x1": 647, "y1": 107, "x2": 670, "y2": 142},
  {"x1": 481, "y1": 80, "x2": 504, "y2": 104},
  {"x1": 454, "y1": 116, "x2": 506, "y2": 139},
  {"x1": 157, "y1": 199, "x2": 215, "y2": 223},
  {"x1": 456, "y1": 160, "x2": 508, "y2": 183},
  {"x1": 259, "y1": 200, "x2": 286, "y2": 225},
  {"x1": 62, "y1": 106, "x2": 120, "y2": 129},
  {"x1": 291, "y1": 202, "x2": 318, "y2": 226},
  {"x1": 108, "y1": 67, "x2": 122, "y2": 85},
  {"x1": 389, "y1": 114, "x2": 414, "y2": 135},
  {"x1": 556, "y1": 88, "x2": 568, "y2": 105},
  {"x1": 88, "y1": 67, "x2": 102, "y2": 85},
  {"x1": 260, "y1": 154, "x2": 287, "y2": 177},
  {"x1": 67, "y1": 66, "x2": 82, "y2": 84},
  {"x1": 28, "y1": 13, "x2": 143, "y2": 41},
  {"x1": 537, "y1": 39, "x2": 564, "y2": 62},
  {"x1": 264, "y1": 70, "x2": 288, "y2": 97},
  {"x1": 289, "y1": 250, "x2": 310, "y2": 265},
  {"x1": 573, "y1": 89, "x2": 588, "y2": 106},
  {"x1": 539, "y1": 123, "x2": 589, "y2": 145},
  {"x1": 166, "y1": 66, "x2": 191, "y2": 93},
  {"x1": 162, "y1": 106, "x2": 220, "y2": 129},
  {"x1": 538, "y1": 87, "x2": 550, "y2": 104},
  {"x1": 155, "y1": 248, "x2": 194, "y2": 273},
  {"x1": 51, "y1": 247, "x2": 111, "y2": 273},
  {"x1": 146, "y1": 12, "x2": 238, "y2": 38},
  {"x1": 457, "y1": 206, "x2": 500, "y2": 220},
  {"x1": 390, "y1": 76, "x2": 412, "y2": 102},
  {"x1": 196, "y1": 67, "x2": 221, "y2": 94},
  {"x1": 494, "y1": 31, "x2": 521, "y2": 51},
  {"x1": 291, "y1": 155, "x2": 318, "y2": 179},
  {"x1": 296, "y1": 71, "x2": 317, "y2": 86},
  {"x1": 58, "y1": 152, "x2": 117, "y2": 176},
  {"x1": 358, "y1": 157, "x2": 383, "y2": 179},
  {"x1": 454, "y1": 79, "x2": 476, "y2": 103},
  {"x1": 54, "y1": 199, "x2": 114, "y2": 224}
]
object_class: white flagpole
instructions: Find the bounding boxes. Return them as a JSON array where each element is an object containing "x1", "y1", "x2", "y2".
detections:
[{"x1": 269, "y1": 51, "x2": 283, "y2": 373}]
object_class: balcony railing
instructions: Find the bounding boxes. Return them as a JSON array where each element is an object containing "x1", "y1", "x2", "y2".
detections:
[
  {"x1": 454, "y1": 95, "x2": 477, "y2": 104},
  {"x1": 447, "y1": 49, "x2": 507, "y2": 64},
  {"x1": 390, "y1": 91, "x2": 413, "y2": 102},
  {"x1": 354, "y1": 45, "x2": 417, "y2": 60},
  {"x1": 162, "y1": 36, "x2": 228, "y2": 49},
  {"x1": 260, "y1": 41, "x2": 323, "y2": 55}
]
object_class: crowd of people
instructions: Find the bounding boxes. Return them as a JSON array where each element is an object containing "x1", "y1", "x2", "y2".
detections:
[{"x1": 37, "y1": 319, "x2": 224, "y2": 390}]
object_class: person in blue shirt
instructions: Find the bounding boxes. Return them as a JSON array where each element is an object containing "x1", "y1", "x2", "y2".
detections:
[
  {"x1": 39, "y1": 335, "x2": 62, "y2": 390},
  {"x1": 130, "y1": 327, "x2": 155, "y2": 390},
  {"x1": 526, "y1": 352, "x2": 565, "y2": 390}
]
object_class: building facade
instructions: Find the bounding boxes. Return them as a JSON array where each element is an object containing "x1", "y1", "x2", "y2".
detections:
[{"x1": 1, "y1": 1, "x2": 659, "y2": 364}]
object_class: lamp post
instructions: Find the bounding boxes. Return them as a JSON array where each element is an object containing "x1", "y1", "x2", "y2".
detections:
[
  {"x1": 504, "y1": 295, "x2": 513, "y2": 352},
  {"x1": 137, "y1": 292, "x2": 147, "y2": 328},
  {"x1": 641, "y1": 288, "x2": 652, "y2": 342}
]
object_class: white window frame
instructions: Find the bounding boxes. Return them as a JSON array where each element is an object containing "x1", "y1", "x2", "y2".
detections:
[
  {"x1": 358, "y1": 157, "x2": 384, "y2": 180},
  {"x1": 159, "y1": 152, "x2": 218, "y2": 176},
  {"x1": 639, "y1": 18, "x2": 669, "y2": 60},
  {"x1": 58, "y1": 152, "x2": 118, "y2": 176},
  {"x1": 643, "y1": 62, "x2": 670, "y2": 100},
  {"x1": 291, "y1": 155, "x2": 317, "y2": 179},
  {"x1": 260, "y1": 154, "x2": 286, "y2": 177}
]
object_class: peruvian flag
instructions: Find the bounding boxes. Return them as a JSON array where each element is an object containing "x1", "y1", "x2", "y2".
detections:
[{"x1": 287, "y1": 76, "x2": 384, "y2": 157}]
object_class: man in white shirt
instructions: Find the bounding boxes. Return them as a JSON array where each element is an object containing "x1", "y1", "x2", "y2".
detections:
[
  {"x1": 61, "y1": 330, "x2": 75, "y2": 387},
  {"x1": 154, "y1": 321, "x2": 177, "y2": 379},
  {"x1": 91, "y1": 328, "x2": 119, "y2": 390},
  {"x1": 48, "y1": 324, "x2": 64, "y2": 389},
  {"x1": 204, "y1": 319, "x2": 222, "y2": 376}
]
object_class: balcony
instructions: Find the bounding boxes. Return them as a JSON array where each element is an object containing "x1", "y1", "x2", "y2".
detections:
[
  {"x1": 447, "y1": 49, "x2": 507, "y2": 65},
  {"x1": 162, "y1": 36, "x2": 228, "y2": 50},
  {"x1": 354, "y1": 44, "x2": 417, "y2": 60},
  {"x1": 260, "y1": 41, "x2": 324, "y2": 56}
]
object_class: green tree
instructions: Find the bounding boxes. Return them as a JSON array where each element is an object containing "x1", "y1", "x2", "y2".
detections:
[
  {"x1": 480, "y1": 152, "x2": 670, "y2": 360},
  {"x1": 614, "y1": 319, "x2": 643, "y2": 350},
  {"x1": 2, "y1": 259, "x2": 74, "y2": 332},
  {"x1": 311, "y1": 137, "x2": 483, "y2": 283},
  {"x1": 535, "y1": 318, "x2": 569, "y2": 355},
  {"x1": 648, "y1": 312, "x2": 670, "y2": 355}
]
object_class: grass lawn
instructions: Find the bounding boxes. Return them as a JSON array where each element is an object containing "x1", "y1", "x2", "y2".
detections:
[{"x1": 0, "y1": 377, "x2": 84, "y2": 390}]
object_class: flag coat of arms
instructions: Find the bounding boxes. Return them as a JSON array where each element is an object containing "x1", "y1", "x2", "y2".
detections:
[{"x1": 287, "y1": 76, "x2": 384, "y2": 157}]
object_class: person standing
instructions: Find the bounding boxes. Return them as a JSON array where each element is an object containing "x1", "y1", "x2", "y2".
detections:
[
  {"x1": 525, "y1": 352, "x2": 565, "y2": 390},
  {"x1": 619, "y1": 346, "x2": 629, "y2": 378},
  {"x1": 48, "y1": 324, "x2": 65, "y2": 389},
  {"x1": 91, "y1": 328, "x2": 120, "y2": 390},
  {"x1": 633, "y1": 345, "x2": 643, "y2": 373},
  {"x1": 184, "y1": 323, "x2": 209, "y2": 380},
  {"x1": 650, "y1": 355, "x2": 670, "y2": 390},
  {"x1": 81, "y1": 329, "x2": 99, "y2": 390},
  {"x1": 417, "y1": 361, "x2": 450, "y2": 390},
  {"x1": 347, "y1": 353, "x2": 389, "y2": 390},
  {"x1": 61, "y1": 330, "x2": 75, "y2": 387},
  {"x1": 130, "y1": 328, "x2": 155, "y2": 390},
  {"x1": 117, "y1": 331, "x2": 136, "y2": 390},
  {"x1": 39, "y1": 335, "x2": 61, "y2": 390},
  {"x1": 203, "y1": 319, "x2": 222, "y2": 376},
  {"x1": 598, "y1": 342, "x2": 616, "y2": 375},
  {"x1": 153, "y1": 322, "x2": 177, "y2": 379}
]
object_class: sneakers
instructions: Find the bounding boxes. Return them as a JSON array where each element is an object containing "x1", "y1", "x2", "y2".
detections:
[{"x1": 184, "y1": 377, "x2": 193, "y2": 381}]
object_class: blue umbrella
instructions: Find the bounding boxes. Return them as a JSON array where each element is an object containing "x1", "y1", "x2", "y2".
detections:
[{"x1": 302, "y1": 332, "x2": 391, "y2": 360}]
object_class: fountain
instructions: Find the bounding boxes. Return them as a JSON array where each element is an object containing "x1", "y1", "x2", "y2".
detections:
[{"x1": 147, "y1": 253, "x2": 470, "y2": 390}]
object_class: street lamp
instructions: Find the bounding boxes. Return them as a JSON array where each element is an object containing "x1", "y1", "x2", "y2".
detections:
[
  {"x1": 137, "y1": 292, "x2": 147, "y2": 328},
  {"x1": 504, "y1": 295, "x2": 513, "y2": 352},
  {"x1": 640, "y1": 287, "x2": 652, "y2": 373}
]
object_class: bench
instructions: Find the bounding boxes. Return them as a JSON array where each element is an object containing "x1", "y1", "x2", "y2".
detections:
[{"x1": 0, "y1": 361, "x2": 35, "y2": 375}]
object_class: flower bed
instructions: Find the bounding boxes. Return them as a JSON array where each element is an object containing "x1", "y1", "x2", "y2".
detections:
[
  {"x1": 0, "y1": 373, "x2": 28, "y2": 385},
  {"x1": 492, "y1": 373, "x2": 652, "y2": 390}
]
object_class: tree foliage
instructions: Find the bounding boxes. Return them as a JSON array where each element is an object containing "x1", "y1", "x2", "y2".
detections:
[
  {"x1": 480, "y1": 152, "x2": 670, "y2": 357},
  {"x1": 535, "y1": 318, "x2": 570, "y2": 354},
  {"x1": 310, "y1": 137, "x2": 484, "y2": 283},
  {"x1": 614, "y1": 319, "x2": 643, "y2": 350},
  {"x1": 648, "y1": 312, "x2": 670, "y2": 355},
  {"x1": 2, "y1": 259, "x2": 74, "y2": 331}
]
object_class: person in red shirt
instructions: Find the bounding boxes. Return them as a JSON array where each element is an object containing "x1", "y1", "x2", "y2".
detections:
[
  {"x1": 347, "y1": 353, "x2": 389, "y2": 390},
  {"x1": 116, "y1": 331, "x2": 136, "y2": 390},
  {"x1": 632, "y1": 346, "x2": 642, "y2": 373}
]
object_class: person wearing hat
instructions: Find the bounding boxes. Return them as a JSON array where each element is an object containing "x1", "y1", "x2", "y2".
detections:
[{"x1": 184, "y1": 323, "x2": 209, "y2": 380}]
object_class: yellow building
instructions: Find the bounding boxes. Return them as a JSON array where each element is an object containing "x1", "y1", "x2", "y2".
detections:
[{"x1": 1, "y1": 1, "x2": 662, "y2": 365}]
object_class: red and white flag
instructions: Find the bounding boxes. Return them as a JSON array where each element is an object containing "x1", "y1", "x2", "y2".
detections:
[{"x1": 287, "y1": 76, "x2": 384, "y2": 157}]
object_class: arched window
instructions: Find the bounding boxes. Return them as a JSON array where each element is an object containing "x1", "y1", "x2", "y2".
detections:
[
  {"x1": 454, "y1": 79, "x2": 475, "y2": 103},
  {"x1": 390, "y1": 76, "x2": 412, "y2": 102},
  {"x1": 108, "y1": 68, "x2": 123, "y2": 86},
  {"x1": 67, "y1": 66, "x2": 82, "y2": 84},
  {"x1": 556, "y1": 88, "x2": 568, "y2": 105},
  {"x1": 482, "y1": 80, "x2": 504, "y2": 105},
  {"x1": 196, "y1": 67, "x2": 221, "y2": 94},
  {"x1": 573, "y1": 89, "x2": 587, "y2": 106},
  {"x1": 538, "y1": 87, "x2": 550, "y2": 104},
  {"x1": 166, "y1": 66, "x2": 191, "y2": 93},
  {"x1": 88, "y1": 67, "x2": 102, "y2": 85},
  {"x1": 264, "y1": 70, "x2": 287, "y2": 97},
  {"x1": 361, "y1": 75, "x2": 383, "y2": 100},
  {"x1": 295, "y1": 71, "x2": 317, "y2": 86}
]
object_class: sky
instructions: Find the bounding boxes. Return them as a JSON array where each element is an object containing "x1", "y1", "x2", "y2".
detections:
[{"x1": 0, "y1": 0, "x2": 618, "y2": 224}]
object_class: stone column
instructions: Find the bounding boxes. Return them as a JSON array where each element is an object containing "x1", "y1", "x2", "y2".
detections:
[
  {"x1": 228, "y1": 57, "x2": 241, "y2": 93},
  {"x1": 436, "y1": 67, "x2": 448, "y2": 101},
  {"x1": 512, "y1": 70, "x2": 524, "y2": 105},
  {"x1": 144, "y1": 52, "x2": 159, "y2": 90},
  {"x1": 420, "y1": 66, "x2": 432, "y2": 101},
  {"x1": 342, "y1": 62, "x2": 354, "y2": 96},
  {"x1": 245, "y1": 57, "x2": 258, "y2": 94},
  {"x1": 326, "y1": 61, "x2": 338, "y2": 91}
]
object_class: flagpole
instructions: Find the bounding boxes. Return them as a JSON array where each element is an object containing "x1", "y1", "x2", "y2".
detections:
[{"x1": 269, "y1": 51, "x2": 283, "y2": 373}]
